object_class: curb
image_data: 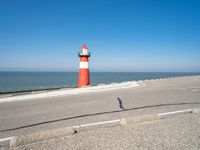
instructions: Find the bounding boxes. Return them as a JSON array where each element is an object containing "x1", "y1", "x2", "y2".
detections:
[
  {"x1": 157, "y1": 109, "x2": 192, "y2": 119},
  {"x1": 1, "y1": 107, "x2": 200, "y2": 148},
  {"x1": 0, "y1": 127, "x2": 75, "y2": 148},
  {"x1": 0, "y1": 137, "x2": 12, "y2": 149},
  {"x1": 120, "y1": 108, "x2": 198, "y2": 126},
  {"x1": 192, "y1": 108, "x2": 200, "y2": 114},
  {"x1": 73, "y1": 119, "x2": 120, "y2": 132},
  {"x1": 120, "y1": 115, "x2": 160, "y2": 125}
]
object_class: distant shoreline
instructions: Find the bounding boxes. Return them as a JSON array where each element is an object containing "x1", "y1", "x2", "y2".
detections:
[
  {"x1": 0, "y1": 74, "x2": 200, "y2": 96},
  {"x1": 0, "y1": 81, "x2": 140, "y2": 103},
  {"x1": 0, "y1": 87, "x2": 68, "y2": 95}
]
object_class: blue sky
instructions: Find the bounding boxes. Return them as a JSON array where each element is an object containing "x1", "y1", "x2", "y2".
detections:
[{"x1": 0, "y1": 0, "x2": 200, "y2": 72}]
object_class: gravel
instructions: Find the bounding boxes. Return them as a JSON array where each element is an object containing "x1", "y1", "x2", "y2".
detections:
[{"x1": 13, "y1": 113, "x2": 200, "y2": 150}]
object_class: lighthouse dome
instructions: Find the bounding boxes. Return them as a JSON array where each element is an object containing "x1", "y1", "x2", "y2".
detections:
[{"x1": 78, "y1": 44, "x2": 90, "y2": 57}]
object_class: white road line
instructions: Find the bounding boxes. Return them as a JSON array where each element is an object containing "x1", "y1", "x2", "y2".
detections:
[
  {"x1": 72, "y1": 119, "x2": 120, "y2": 129},
  {"x1": 0, "y1": 137, "x2": 13, "y2": 142},
  {"x1": 157, "y1": 109, "x2": 192, "y2": 117}
]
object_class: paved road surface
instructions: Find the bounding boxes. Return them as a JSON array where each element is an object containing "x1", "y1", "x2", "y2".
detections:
[{"x1": 0, "y1": 76, "x2": 200, "y2": 139}]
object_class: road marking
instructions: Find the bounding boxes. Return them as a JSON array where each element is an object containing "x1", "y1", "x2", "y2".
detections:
[
  {"x1": 73, "y1": 119, "x2": 120, "y2": 129},
  {"x1": 157, "y1": 109, "x2": 192, "y2": 117},
  {"x1": 0, "y1": 137, "x2": 12, "y2": 142}
]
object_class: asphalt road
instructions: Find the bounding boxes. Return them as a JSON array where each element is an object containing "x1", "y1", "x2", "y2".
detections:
[{"x1": 0, "y1": 76, "x2": 200, "y2": 139}]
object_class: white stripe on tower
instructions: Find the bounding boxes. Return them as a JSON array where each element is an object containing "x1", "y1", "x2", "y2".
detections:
[{"x1": 79, "y1": 62, "x2": 88, "y2": 69}]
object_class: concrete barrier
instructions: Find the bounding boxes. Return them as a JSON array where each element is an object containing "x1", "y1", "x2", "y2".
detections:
[
  {"x1": 157, "y1": 109, "x2": 192, "y2": 119},
  {"x1": 73, "y1": 119, "x2": 120, "y2": 133},
  {"x1": 192, "y1": 108, "x2": 200, "y2": 114},
  {"x1": 1, "y1": 107, "x2": 199, "y2": 148},
  {"x1": 0, "y1": 137, "x2": 13, "y2": 149},
  {"x1": 9, "y1": 127, "x2": 75, "y2": 147},
  {"x1": 120, "y1": 115, "x2": 160, "y2": 125},
  {"x1": 120, "y1": 108, "x2": 196, "y2": 126}
]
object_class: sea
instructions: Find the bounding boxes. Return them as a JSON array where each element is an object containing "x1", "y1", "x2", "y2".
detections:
[{"x1": 0, "y1": 72, "x2": 200, "y2": 93}]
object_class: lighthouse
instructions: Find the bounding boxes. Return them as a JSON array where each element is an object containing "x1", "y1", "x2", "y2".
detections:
[{"x1": 78, "y1": 44, "x2": 91, "y2": 88}]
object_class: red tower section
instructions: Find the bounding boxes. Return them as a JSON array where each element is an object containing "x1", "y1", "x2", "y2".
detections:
[{"x1": 78, "y1": 44, "x2": 90, "y2": 88}]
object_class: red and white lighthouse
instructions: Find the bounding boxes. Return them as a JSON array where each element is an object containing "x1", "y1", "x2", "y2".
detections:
[{"x1": 78, "y1": 44, "x2": 90, "y2": 88}]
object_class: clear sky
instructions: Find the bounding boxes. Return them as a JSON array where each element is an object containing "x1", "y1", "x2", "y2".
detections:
[{"x1": 0, "y1": 0, "x2": 200, "y2": 72}]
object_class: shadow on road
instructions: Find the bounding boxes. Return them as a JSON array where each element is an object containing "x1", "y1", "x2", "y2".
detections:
[{"x1": 117, "y1": 97, "x2": 125, "y2": 109}]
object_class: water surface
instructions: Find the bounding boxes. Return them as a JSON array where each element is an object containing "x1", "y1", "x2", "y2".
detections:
[{"x1": 0, "y1": 72, "x2": 199, "y2": 93}]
